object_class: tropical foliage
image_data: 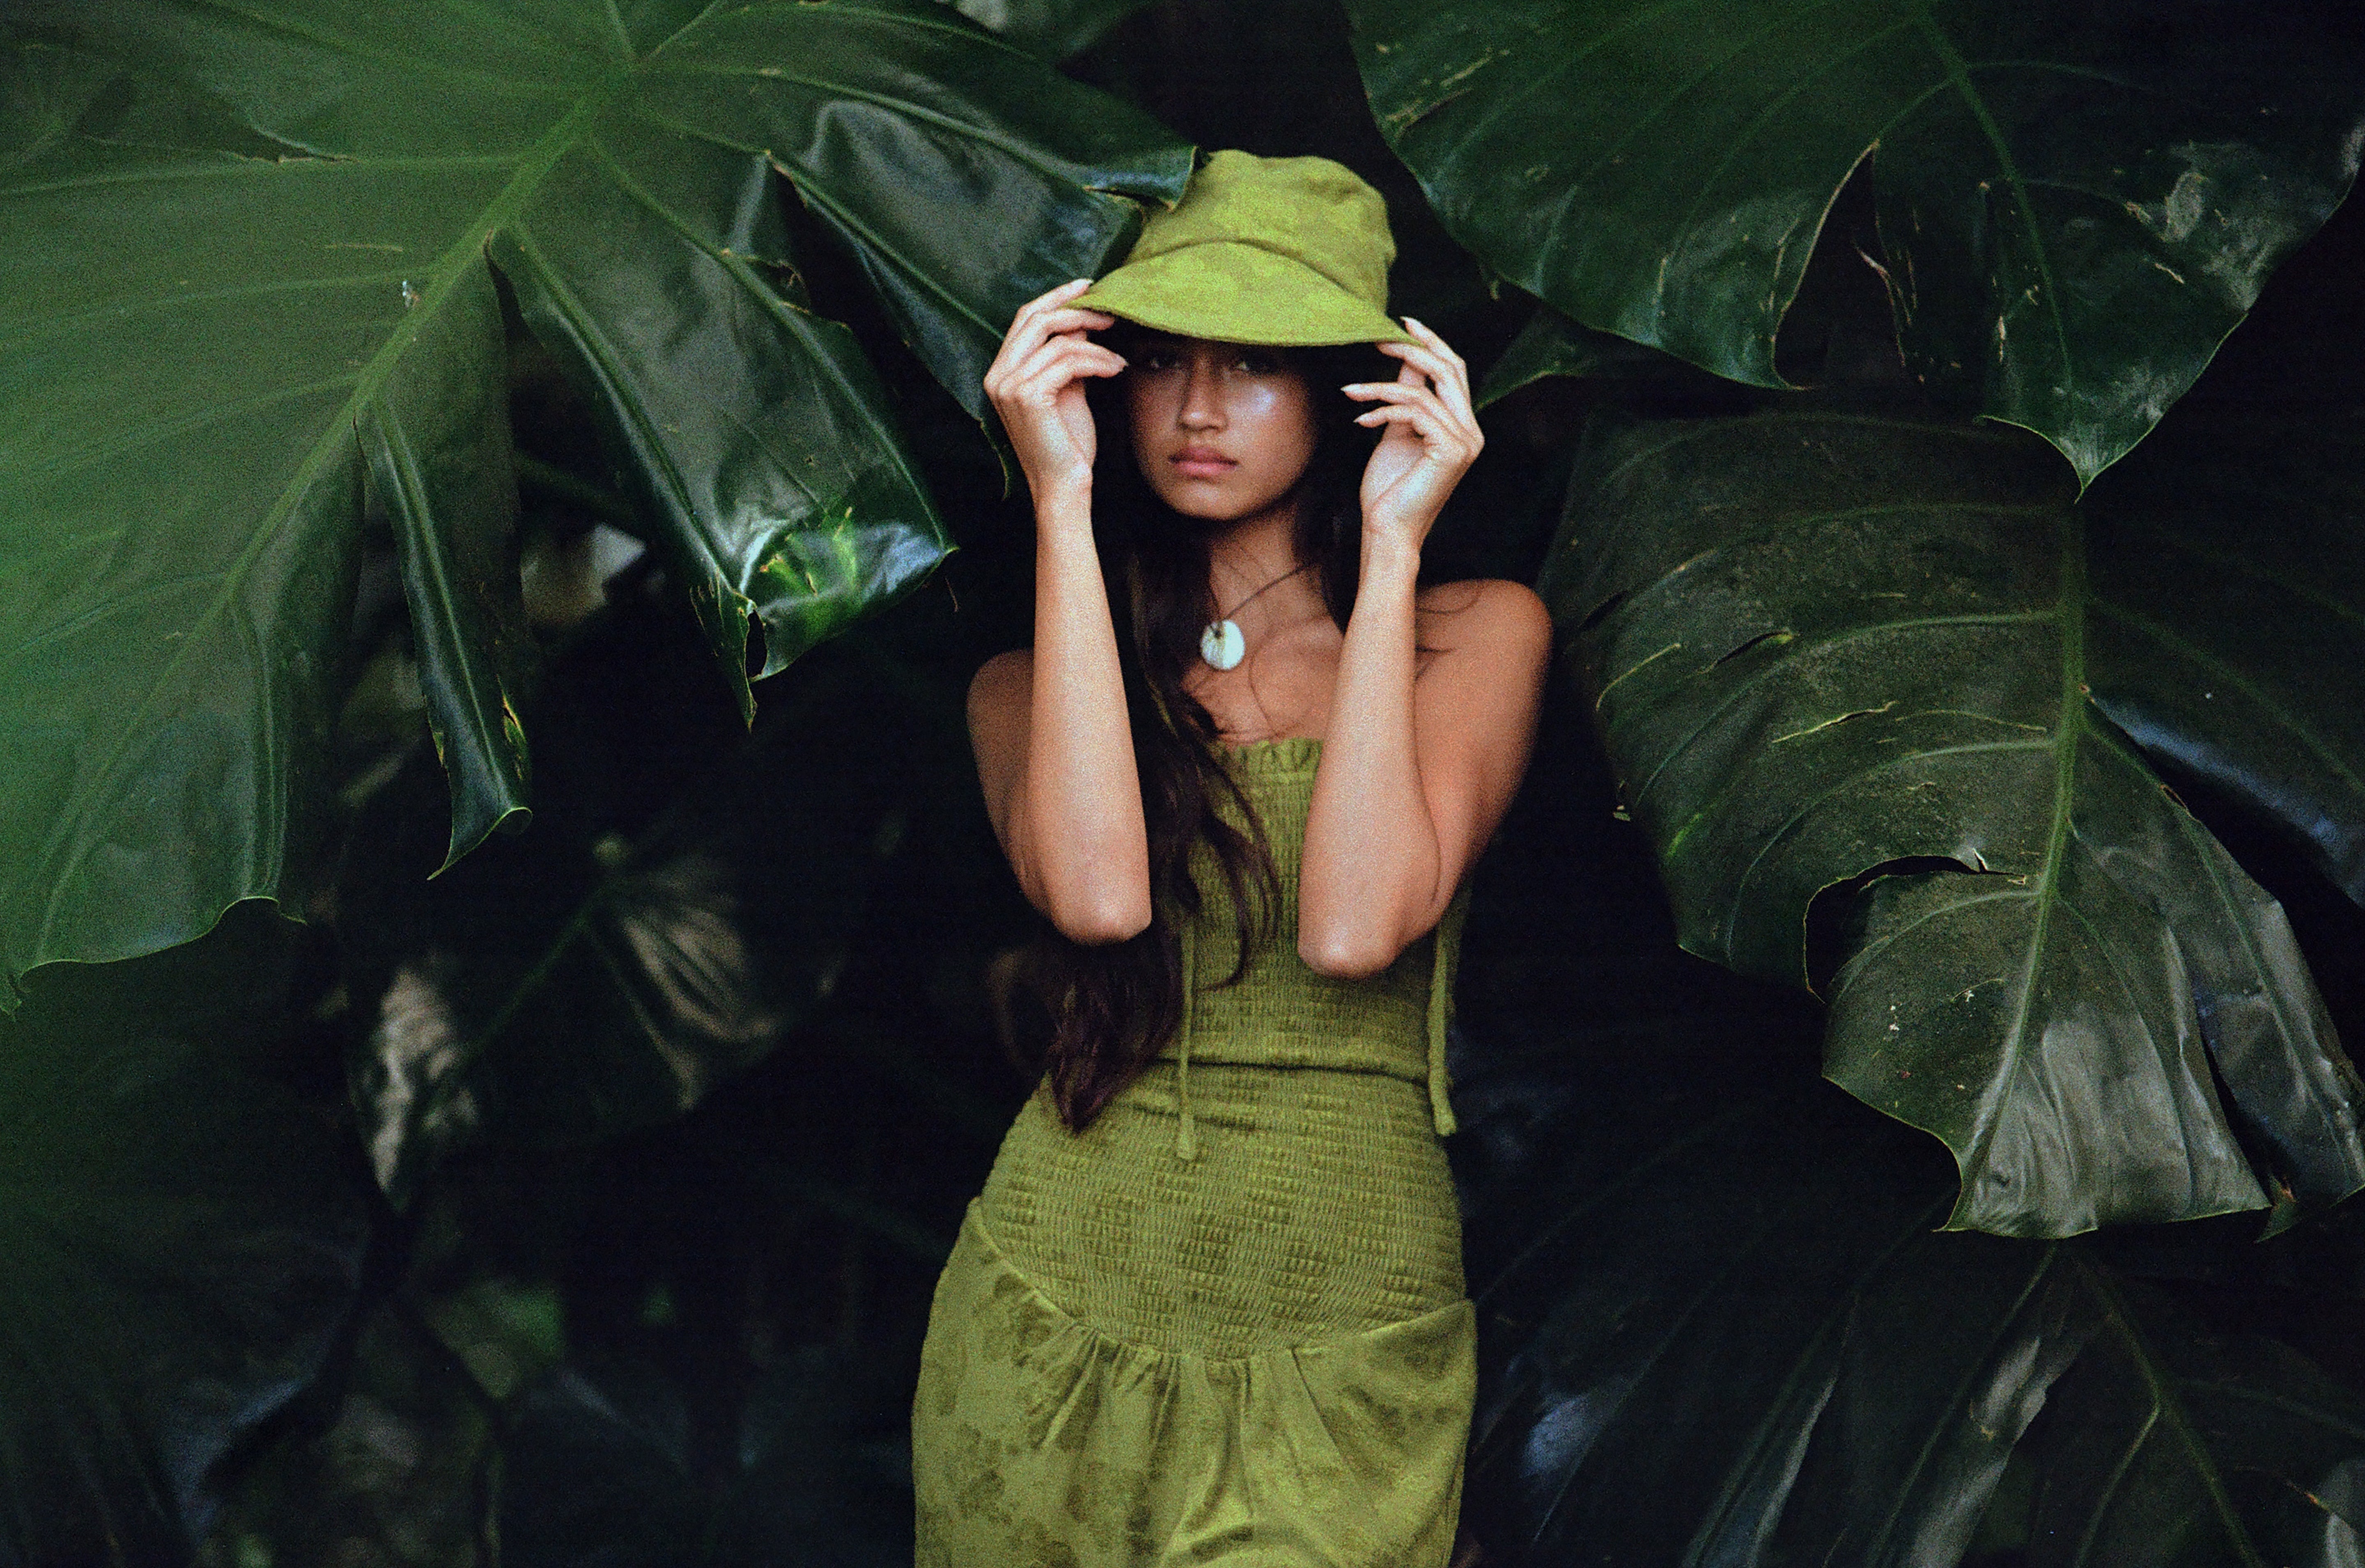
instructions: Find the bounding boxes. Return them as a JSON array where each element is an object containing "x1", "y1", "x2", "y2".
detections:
[
  {"x1": 1348, "y1": 0, "x2": 2365, "y2": 1239},
  {"x1": 1346, "y1": 0, "x2": 2365, "y2": 483},
  {"x1": 1545, "y1": 410, "x2": 2365, "y2": 1235},
  {"x1": 1456, "y1": 1025, "x2": 2365, "y2": 1566},
  {"x1": 0, "y1": 0, "x2": 1189, "y2": 997},
  {"x1": 0, "y1": 0, "x2": 2360, "y2": 1563}
]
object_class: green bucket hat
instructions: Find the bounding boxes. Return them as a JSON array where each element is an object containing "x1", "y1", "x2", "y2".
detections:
[{"x1": 1077, "y1": 149, "x2": 1414, "y2": 348}]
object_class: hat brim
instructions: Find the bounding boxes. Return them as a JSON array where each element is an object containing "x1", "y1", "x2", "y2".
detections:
[{"x1": 1076, "y1": 241, "x2": 1412, "y2": 348}]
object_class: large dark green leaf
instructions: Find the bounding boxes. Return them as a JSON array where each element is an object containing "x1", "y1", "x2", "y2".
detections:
[
  {"x1": 0, "y1": 1011, "x2": 368, "y2": 1564},
  {"x1": 1543, "y1": 411, "x2": 2365, "y2": 1233},
  {"x1": 946, "y1": 0, "x2": 1160, "y2": 60},
  {"x1": 1346, "y1": 0, "x2": 2365, "y2": 483},
  {"x1": 0, "y1": 0, "x2": 1190, "y2": 1007},
  {"x1": 1457, "y1": 1045, "x2": 2365, "y2": 1567}
]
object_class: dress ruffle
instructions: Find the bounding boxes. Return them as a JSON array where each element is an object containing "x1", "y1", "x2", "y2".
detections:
[{"x1": 914, "y1": 1205, "x2": 1475, "y2": 1567}]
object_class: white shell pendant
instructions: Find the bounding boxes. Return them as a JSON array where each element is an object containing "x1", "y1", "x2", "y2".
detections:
[{"x1": 1199, "y1": 618, "x2": 1246, "y2": 671}]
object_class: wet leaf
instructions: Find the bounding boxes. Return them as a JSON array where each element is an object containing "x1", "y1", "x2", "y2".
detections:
[
  {"x1": 1544, "y1": 411, "x2": 2365, "y2": 1233},
  {"x1": 1347, "y1": 0, "x2": 2365, "y2": 483}
]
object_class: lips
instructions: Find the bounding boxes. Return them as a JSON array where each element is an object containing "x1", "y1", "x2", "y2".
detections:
[{"x1": 1171, "y1": 446, "x2": 1237, "y2": 480}]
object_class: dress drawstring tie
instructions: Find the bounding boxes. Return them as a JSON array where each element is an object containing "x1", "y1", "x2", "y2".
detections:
[
  {"x1": 1424, "y1": 888, "x2": 1467, "y2": 1139},
  {"x1": 1175, "y1": 917, "x2": 1200, "y2": 1160}
]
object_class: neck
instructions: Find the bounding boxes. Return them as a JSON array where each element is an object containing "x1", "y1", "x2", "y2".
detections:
[{"x1": 1206, "y1": 498, "x2": 1306, "y2": 615}]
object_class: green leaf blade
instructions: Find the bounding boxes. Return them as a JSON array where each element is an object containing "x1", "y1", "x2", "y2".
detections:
[
  {"x1": 1348, "y1": 0, "x2": 2365, "y2": 482},
  {"x1": 3, "y1": 0, "x2": 1167, "y2": 996},
  {"x1": 1551, "y1": 412, "x2": 2365, "y2": 1233},
  {"x1": 641, "y1": 0, "x2": 1191, "y2": 419},
  {"x1": 0, "y1": 1019, "x2": 368, "y2": 1563}
]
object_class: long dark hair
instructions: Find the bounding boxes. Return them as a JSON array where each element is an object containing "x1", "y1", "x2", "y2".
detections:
[{"x1": 1036, "y1": 332, "x2": 1387, "y2": 1130}]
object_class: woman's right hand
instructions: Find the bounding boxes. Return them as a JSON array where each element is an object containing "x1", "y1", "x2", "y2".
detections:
[{"x1": 983, "y1": 280, "x2": 1125, "y2": 502}]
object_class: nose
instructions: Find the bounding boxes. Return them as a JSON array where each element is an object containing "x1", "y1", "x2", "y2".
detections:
[{"x1": 1178, "y1": 352, "x2": 1224, "y2": 430}]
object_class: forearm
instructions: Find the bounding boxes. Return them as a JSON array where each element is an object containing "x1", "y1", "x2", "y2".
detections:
[
  {"x1": 1299, "y1": 533, "x2": 1441, "y2": 975},
  {"x1": 1014, "y1": 486, "x2": 1151, "y2": 941}
]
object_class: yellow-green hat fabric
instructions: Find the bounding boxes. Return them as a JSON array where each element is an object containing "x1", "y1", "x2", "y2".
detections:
[{"x1": 1077, "y1": 150, "x2": 1413, "y2": 347}]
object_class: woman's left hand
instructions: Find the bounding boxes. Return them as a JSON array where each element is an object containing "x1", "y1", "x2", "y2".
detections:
[{"x1": 1344, "y1": 317, "x2": 1484, "y2": 552}]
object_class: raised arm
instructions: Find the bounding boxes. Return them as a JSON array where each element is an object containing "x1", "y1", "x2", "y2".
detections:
[
  {"x1": 1299, "y1": 320, "x2": 1550, "y2": 977},
  {"x1": 969, "y1": 282, "x2": 1151, "y2": 944}
]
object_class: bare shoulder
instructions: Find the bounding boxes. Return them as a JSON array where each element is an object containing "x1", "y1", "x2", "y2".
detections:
[
  {"x1": 1415, "y1": 578, "x2": 1553, "y2": 660},
  {"x1": 968, "y1": 647, "x2": 1034, "y2": 734}
]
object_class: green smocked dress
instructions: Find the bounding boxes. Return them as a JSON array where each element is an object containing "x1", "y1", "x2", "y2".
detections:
[{"x1": 913, "y1": 737, "x2": 1474, "y2": 1566}]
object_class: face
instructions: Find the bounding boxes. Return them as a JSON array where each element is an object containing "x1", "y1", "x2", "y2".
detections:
[{"x1": 1123, "y1": 334, "x2": 1318, "y2": 523}]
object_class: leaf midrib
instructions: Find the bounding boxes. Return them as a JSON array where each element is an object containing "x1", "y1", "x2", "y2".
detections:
[
  {"x1": 1954, "y1": 504, "x2": 2085, "y2": 1203},
  {"x1": 1861, "y1": 1244, "x2": 2060, "y2": 1562},
  {"x1": 0, "y1": 150, "x2": 514, "y2": 200},
  {"x1": 8, "y1": 268, "x2": 412, "y2": 342},
  {"x1": 2074, "y1": 1254, "x2": 2267, "y2": 1568},
  {"x1": 1912, "y1": 7, "x2": 2076, "y2": 415}
]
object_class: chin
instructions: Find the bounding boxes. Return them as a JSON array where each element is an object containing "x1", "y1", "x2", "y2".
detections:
[{"x1": 1150, "y1": 481, "x2": 1289, "y2": 526}]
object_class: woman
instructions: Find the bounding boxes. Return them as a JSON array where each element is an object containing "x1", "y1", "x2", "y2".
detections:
[{"x1": 914, "y1": 151, "x2": 1550, "y2": 1566}]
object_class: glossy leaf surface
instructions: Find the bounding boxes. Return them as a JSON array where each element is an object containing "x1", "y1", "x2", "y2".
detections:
[
  {"x1": 946, "y1": 0, "x2": 1160, "y2": 60},
  {"x1": 0, "y1": 1010, "x2": 368, "y2": 1563},
  {"x1": 0, "y1": 0, "x2": 1189, "y2": 1006},
  {"x1": 1457, "y1": 1044, "x2": 2365, "y2": 1566},
  {"x1": 1544, "y1": 412, "x2": 2365, "y2": 1233},
  {"x1": 1347, "y1": 0, "x2": 2365, "y2": 483}
]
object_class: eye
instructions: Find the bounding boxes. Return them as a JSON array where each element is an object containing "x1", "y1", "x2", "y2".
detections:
[
  {"x1": 1136, "y1": 347, "x2": 1184, "y2": 372},
  {"x1": 1232, "y1": 350, "x2": 1284, "y2": 375}
]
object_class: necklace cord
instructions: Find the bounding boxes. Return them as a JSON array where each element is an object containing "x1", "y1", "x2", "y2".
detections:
[{"x1": 1210, "y1": 560, "x2": 1314, "y2": 625}]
